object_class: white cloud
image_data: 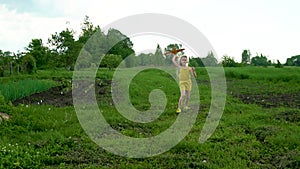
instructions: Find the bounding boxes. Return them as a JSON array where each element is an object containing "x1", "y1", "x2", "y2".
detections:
[
  {"x1": 0, "y1": 4, "x2": 80, "y2": 52},
  {"x1": 0, "y1": 0, "x2": 300, "y2": 63}
]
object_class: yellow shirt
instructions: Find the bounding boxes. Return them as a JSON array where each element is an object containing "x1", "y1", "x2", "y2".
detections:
[{"x1": 178, "y1": 67, "x2": 191, "y2": 82}]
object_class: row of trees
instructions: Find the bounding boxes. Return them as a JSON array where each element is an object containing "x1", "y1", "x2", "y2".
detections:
[
  {"x1": 1, "y1": 16, "x2": 299, "y2": 76},
  {"x1": 0, "y1": 16, "x2": 135, "y2": 75}
]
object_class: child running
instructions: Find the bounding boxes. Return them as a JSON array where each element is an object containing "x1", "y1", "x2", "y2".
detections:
[{"x1": 171, "y1": 54, "x2": 197, "y2": 113}]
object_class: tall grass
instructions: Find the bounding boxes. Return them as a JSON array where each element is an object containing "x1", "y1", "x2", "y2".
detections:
[
  {"x1": 0, "y1": 79, "x2": 58, "y2": 101},
  {"x1": 225, "y1": 66, "x2": 300, "y2": 82}
]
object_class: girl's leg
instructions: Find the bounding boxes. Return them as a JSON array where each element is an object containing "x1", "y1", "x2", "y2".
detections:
[
  {"x1": 185, "y1": 90, "x2": 190, "y2": 108},
  {"x1": 178, "y1": 90, "x2": 186, "y2": 109}
]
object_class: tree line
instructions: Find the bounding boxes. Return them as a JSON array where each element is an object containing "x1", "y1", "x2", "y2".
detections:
[{"x1": 1, "y1": 16, "x2": 299, "y2": 76}]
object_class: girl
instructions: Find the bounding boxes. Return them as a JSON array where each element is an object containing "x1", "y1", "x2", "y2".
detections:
[{"x1": 172, "y1": 54, "x2": 197, "y2": 113}]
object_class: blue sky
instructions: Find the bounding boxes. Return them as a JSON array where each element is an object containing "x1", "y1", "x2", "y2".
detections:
[
  {"x1": 0, "y1": 0, "x2": 63, "y2": 17},
  {"x1": 0, "y1": 0, "x2": 300, "y2": 63}
]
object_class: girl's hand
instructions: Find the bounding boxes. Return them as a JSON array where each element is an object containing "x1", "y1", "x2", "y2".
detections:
[{"x1": 191, "y1": 67, "x2": 197, "y2": 78}]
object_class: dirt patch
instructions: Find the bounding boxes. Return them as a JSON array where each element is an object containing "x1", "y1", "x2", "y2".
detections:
[
  {"x1": 13, "y1": 79, "x2": 113, "y2": 107},
  {"x1": 13, "y1": 86, "x2": 73, "y2": 107},
  {"x1": 233, "y1": 92, "x2": 300, "y2": 108}
]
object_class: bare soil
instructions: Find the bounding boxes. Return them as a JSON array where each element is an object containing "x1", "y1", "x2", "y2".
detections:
[
  {"x1": 13, "y1": 86, "x2": 73, "y2": 107},
  {"x1": 13, "y1": 80, "x2": 112, "y2": 107},
  {"x1": 234, "y1": 92, "x2": 300, "y2": 108}
]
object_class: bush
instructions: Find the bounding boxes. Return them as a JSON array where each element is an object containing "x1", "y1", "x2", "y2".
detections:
[{"x1": 22, "y1": 54, "x2": 37, "y2": 74}]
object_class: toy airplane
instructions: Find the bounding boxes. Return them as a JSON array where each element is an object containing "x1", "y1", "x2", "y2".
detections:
[{"x1": 165, "y1": 48, "x2": 185, "y2": 55}]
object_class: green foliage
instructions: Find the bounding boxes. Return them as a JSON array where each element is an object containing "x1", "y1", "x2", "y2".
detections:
[
  {"x1": 202, "y1": 51, "x2": 218, "y2": 66},
  {"x1": 0, "y1": 79, "x2": 58, "y2": 101},
  {"x1": 21, "y1": 54, "x2": 37, "y2": 74},
  {"x1": 241, "y1": 49, "x2": 251, "y2": 64},
  {"x1": 221, "y1": 55, "x2": 238, "y2": 67},
  {"x1": 185, "y1": 52, "x2": 220, "y2": 67},
  {"x1": 100, "y1": 54, "x2": 123, "y2": 70},
  {"x1": 107, "y1": 28, "x2": 135, "y2": 60},
  {"x1": 78, "y1": 15, "x2": 101, "y2": 44},
  {"x1": 25, "y1": 39, "x2": 49, "y2": 69},
  {"x1": 285, "y1": 55, "x2": 300, "y2": 66},
  {"x1": 275, "y1": 60, "x2": 284, "y2": 68},
  {"x1": 251, "y1": 54, "x2": 271, "y2": 66},
  {"x1": 224, "y1": 66, "x2": 300, "y2": 82},
  {"x1": 124, "y1": 54, "x2": 137, "y2": 68},
  {"x1": 225, "y1": 70, "x2": 250, "y2": 79},
  {"x1": 0, "y1": 50, "x2": 16, "y2": 77},
  {"x1": 127, "y1": 68, "x2": 178, "y2": 114},
  {"x1": 153, "y1": 44, "x2": 165, "y2": 66},
  {"x1": 0, "y1": 65, "x2": 3, "y2": 77},
  {"x1": 134, "y1": 47, "x2": 168, "y2": 67},
  {"x1": 48, "y1": 28, "x2": 77, "y2": 70},
  {"x1": 0, "y1": 93, "x2": 13, "y2": 114},
  {"x1": 189, "y1": 57, "x2": 204, "y2": 67},
  {"x1": 137, "y1": 53, "x2": 153, "y2": 66},
  {"x1": 0, "y1": 142, "x2": 53, "y2": 168}
]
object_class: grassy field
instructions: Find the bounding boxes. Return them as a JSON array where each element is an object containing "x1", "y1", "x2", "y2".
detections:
[{"x1": 0, "y1": 67, "x2": 299, "y2": 168}]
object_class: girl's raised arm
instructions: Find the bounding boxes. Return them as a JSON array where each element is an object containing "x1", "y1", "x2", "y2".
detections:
[{"x1": 171, "y1": 54, "x2": 180, "y2": 67}]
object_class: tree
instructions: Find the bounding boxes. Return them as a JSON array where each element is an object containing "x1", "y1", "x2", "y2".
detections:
[
  {"x1": 221, "y1": 55, "x2": 237, "y2": 67},
  {"x1": 202, "y1": 51, "x2": 218, "y2": 66},
  {"x1": 274, "y1": 60, "x2": 283, "y2": 68},
  {"x1": 75, "y1": 15, "x2": 104, "y2": 68},
  {"x1": 138, "y1": 53, "x2": 152, "y2": 66},
  {"x1": 285, "y1": 55, "x2": 300, "y2": 66},
  {"x1": 0, "y1": 50, "x2": 15, "y2": 76},
  {"x1": 48, "y1": 28, "x2": 76, "y2": 69},
  {"x1": 26, "y1": 39, "x2": 48, "y2": 69},
  {"x1": 125, "y1": 54, "x2": 137, "y2": 68},
  {"x1": 101, "y1": 28, "x2": 136, "y2": 68},
  {"x1": 21, "y1": 54, "x2": 37, "y2": 74},
  {"x1": 106, "y1": 28, "x2": 135, "y2": 60},
  {"x1": 78, "y1": 15, "x2": 101, "y2": 45},
  {"x1": 188, "y1": 57, "x2": 198, "y2": 67},
  {"x1": 241, "y1": 49, "x2": 251, "y2": 64},
  {"x1": 74, "y1": 49, "x2": 93, "y2": 69},
  {"x1": 250, "y1": 54, "x2": 271, "y2": 67},
  {"x1": 153, "y1": 44, "x2": 164, "y2": 66},
  {"x1": 100, "y1": 54, "x2": 122, "y2": 70},
  {"x1": 189, "y1": 57, "x2": 204, "y2": 67}
]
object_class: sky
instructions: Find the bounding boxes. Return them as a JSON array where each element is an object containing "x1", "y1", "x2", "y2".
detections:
[{"x1": 0, "y1": 0, "x2": 300, "y2": 63}]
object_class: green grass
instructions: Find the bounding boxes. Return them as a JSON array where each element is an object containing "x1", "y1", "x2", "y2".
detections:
[
  {"x1": 0, "y1": 67, "x2": 299, "y2": 168},
  {"x1": 225, "y1": 66, "x2": 300, "y2": 82},
  {"x1": 0, "y1": 79, "x2": 58, "y2": 101}
]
